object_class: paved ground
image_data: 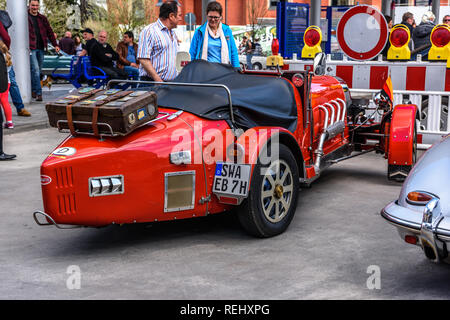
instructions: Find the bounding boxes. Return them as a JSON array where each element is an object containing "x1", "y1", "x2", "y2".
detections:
[
  {"x1": 5, "y1": 84, "x2": 73, "y2": 135},
  {"x1": 1, "y1": 127, "x2": 449, "y2": 300}
]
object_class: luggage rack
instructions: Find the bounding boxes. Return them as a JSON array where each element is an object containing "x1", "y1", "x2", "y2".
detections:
[
  {"x1": 107, "y1": 79, "x2": 237, "y2": 130},
  {"x1": 56, "y1": 111, "x2": 171, "y2": 138}
]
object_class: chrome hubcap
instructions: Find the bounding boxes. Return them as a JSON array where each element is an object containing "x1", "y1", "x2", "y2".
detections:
[{"x1": 261, "y1": 160, "x2": 293, "y2": 223}]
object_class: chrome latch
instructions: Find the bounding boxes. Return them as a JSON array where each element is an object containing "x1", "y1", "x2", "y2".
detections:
[{"x1": 199, "y1": 195, "x2": 211, "y2": 204}]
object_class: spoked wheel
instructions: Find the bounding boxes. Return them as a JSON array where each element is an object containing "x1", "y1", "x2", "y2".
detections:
[
  {"x1": 261, "y1": 159, "x2": 294, "y2": 223},
  {"x1": 237, "y1": 144, "x2": 300, "y2": 238},
  {"x1": 388, "y1": 124, "x2": 417, "y2": 182}
]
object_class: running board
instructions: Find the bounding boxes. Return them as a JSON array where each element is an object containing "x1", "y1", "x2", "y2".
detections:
[{"x1": 328, "y1": 148, "x2": 375, "y2": 164}]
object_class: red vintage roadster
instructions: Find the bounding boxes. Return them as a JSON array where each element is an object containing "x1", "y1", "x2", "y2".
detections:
[{"x1": 34, "y1": 57, "x2": 418, "y2": 237}]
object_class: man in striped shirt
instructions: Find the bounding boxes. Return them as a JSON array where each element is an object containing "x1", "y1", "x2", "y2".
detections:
[{"x1": 138, "y1": 1, "x2": 182, "y2": 82}]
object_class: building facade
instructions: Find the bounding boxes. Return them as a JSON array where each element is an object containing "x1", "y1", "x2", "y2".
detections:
[{"x1": 178, "y1": 0, "x2": 384, "y2": 26}]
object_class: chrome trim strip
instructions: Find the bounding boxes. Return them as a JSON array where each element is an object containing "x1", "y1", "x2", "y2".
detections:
[{"x1": 380, "y1": 208, "x2": 421, "y2": 231}]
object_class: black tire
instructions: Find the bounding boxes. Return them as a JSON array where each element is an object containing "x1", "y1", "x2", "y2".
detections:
[
  {"x1": 388, "y1": 123, "x2": 417, "y2": 182},
  {"x1": 253, "y1": 62, "x2": 263, "y2": 70},
  {"x1": 237, "y1": 143, "x2": 300, "y2": 238}
]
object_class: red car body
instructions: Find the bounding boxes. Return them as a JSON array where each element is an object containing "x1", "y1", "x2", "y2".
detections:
[{"x1": 36, "y1": 63, "x2": 418, "y2": 237}]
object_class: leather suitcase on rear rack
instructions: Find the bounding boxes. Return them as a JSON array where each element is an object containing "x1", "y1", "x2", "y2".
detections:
[{"x1": 46, "y1": 87, "x2": 158, "y2": 136}]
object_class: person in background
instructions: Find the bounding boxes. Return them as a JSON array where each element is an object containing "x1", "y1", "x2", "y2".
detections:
[
  {"x1": 80, "y1": 28, "x2": 97, "y2": 57},
  {"x1": 90, "y1": 30, "x2": 128, "y2": 80},
  {"x1": 244, "y1": 35, "x2": 253, "y2": 70},
  {"x1": 116, "y1": 31, "x2": 140, "y2": 80},
  {"x1": 239, "y1": 36, "x2": 247, "y2": 55},
  {"x1": 253, "y1": 38, "x2": 262, "y2": 56},
  {"x1": 137, "y1": 1, "x2": 182, "y2": 82},
  {"x1": 0, "y1": 40, "x2": 13, "y2": 129},
  {"x1": 413, "y1": 11, "x2": 436, "y2": 61},
  {"x1": 59, "y1": 31, "x2": 75, "y2": 55},
  {"x1": 400, "y1": 12, "x2": 415, "y2": 50},
  {"x1": 74, "y1": 35, "x2": 83, "y2": 56},
  {"x1": 0, "y1": 54, "x2": 15, "y2": 160},
  {"x1": 189, "y1": 1, "x2": 239, "y2": 68},
  {"x1": 0, "y1": 43, "x2": 15, "y2": 161},
  {"x1": 0, "y1": 19, "x2": 31, "y2": 117},
  {"x1": 443, "y1": 15, "x2": 450, "y2": 26},
  {"x1": 28, "y1": 0, "x2": 60, "y2": 102}
]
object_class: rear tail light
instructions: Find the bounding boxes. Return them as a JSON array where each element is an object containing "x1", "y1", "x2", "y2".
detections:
[
  {"x1": 431, "y1": 27, "x2": 450, "y2": 47},
  {"x1": 405, "y1": 235, "x2": 418, "y2": 245},
  {"x1": 390, "y1": 27, "x2": 409, "y2": 47},
  {"x1": 304, "y1": 28, "x2": 321, "y2": 47},
  {"x1": 406, "y1": 191, "x2": 434, "y2": 205}
]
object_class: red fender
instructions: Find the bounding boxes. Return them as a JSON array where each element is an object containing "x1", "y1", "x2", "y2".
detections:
[
  {"x1": 388, "y1": 104, "x2": 417, "y2": 166},
  {"x1": 234, "y1": 127, "x2": 304, "y2": 180}
]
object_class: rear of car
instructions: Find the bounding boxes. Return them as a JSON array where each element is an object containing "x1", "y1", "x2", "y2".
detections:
[{"x1": 381, "y1": 135, "x2": 450, "y2": 263}]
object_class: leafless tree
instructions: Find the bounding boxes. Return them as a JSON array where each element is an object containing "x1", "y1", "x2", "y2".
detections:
[{"x1": 246, "y1": 0, "x2": 268, "y2": 43}]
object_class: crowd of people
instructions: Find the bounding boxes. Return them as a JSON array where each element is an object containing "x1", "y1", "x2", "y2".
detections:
[
  {"x1": 0, "y1": 0, "x2": 243, "y2": 160},
  {"x1": 382, "y1": 11, "x2": 450, "y2": 60}
]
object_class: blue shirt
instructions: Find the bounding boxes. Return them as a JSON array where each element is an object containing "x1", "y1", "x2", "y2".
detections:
[
  {"x1": 127, "y1": 45, "x2": 136, "y2": 64},
  {"x1": 207, "y1": 34, "x2": 222, "y2": 63}
]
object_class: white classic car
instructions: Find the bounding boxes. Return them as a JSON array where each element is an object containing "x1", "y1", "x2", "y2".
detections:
[{"x1": 381, "y1": 134, "x2": 450, "y2": 263}]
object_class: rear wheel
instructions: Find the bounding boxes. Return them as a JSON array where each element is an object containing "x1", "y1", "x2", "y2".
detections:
[
  {"x1": 253, "y1": 62, "x2": 263, "y2": 70},
  {"x1": 388, "y1": 124, "x2": 417, "y2": 182},
  {"x1": 237, "y1": 144, "x2": 300, "y2": 237}
]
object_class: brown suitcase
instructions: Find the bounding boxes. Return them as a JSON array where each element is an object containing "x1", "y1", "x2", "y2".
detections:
[{"x1": 46, "y1": 87, "x2": 158, "y2": 136}]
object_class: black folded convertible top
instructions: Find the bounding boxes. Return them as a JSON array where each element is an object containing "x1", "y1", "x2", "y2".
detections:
[{"x1": 154, "y1": 60, "x2": 298, "y2": 132}]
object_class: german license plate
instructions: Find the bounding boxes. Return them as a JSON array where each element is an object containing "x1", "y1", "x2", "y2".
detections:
[{"x1": 213, "y1": 163, "x2": 251, "y2": 197}]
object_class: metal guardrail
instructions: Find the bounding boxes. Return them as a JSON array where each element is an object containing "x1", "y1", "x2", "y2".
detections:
[{"x1": 350, "y1": 88, "x2": 449, "y2": 149}]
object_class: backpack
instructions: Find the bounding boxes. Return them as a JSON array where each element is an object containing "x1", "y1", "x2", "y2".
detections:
[{"x1": 0, "y1": 10, "x2": 12, "y2": 29}]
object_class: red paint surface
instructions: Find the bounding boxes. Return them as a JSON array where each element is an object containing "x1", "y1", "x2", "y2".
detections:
[
  {"x1": 406, "y1": 67, "x2": 426, "y2": 91},
  {"x1": 336, "y1": 65, "x2": 353, "y2": 88},
  {"x1": 370, "y1": 66, "x2": 389, "y2": 89}
]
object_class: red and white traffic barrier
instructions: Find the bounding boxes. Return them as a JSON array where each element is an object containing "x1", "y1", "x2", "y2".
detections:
[{"x1": 283, "y1": 57, "x2": 450, "y2": 92}]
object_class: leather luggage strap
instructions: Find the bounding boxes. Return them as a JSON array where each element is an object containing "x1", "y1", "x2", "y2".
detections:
[
  {"x1": 66, "y1": 104, "x2": 76, "y2": 135},
  {"x1": 91, "y1": 104, "x2": 101, "y2": 137}
]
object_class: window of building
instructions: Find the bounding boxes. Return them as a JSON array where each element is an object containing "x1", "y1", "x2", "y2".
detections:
[{"x1": 331, "y1": 0, "x2": 355, "y2": 5}]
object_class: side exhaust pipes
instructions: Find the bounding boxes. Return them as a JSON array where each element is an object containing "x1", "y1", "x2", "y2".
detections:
[{"x1": 314, "y1": 99, "x2": 347, "y2": 173}]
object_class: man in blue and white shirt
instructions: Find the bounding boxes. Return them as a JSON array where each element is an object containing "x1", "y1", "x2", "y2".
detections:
[{"x1": 137, "y1": 1, "x2": 181, "y2": 82}]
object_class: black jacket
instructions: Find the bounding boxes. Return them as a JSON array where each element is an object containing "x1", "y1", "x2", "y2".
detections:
[
  {"x1": 89, "y1": 42, "x2": 119, "y2": 68},
  {"x1": 413, "y1": 21, "x2": 435, "y2": 49}
]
